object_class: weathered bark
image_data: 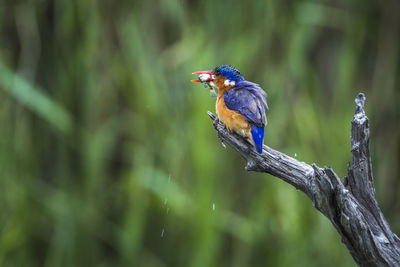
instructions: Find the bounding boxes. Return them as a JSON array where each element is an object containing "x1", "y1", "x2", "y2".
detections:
[{"x1": 208, "y1": 93, "x2": 400, "y2": 266}]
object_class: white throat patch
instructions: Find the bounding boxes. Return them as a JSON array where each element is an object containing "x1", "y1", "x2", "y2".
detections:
[{"x1": 224, "y1": 80, "x2": 236, "y2": 87}]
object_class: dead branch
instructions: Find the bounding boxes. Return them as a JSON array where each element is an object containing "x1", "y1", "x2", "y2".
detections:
[{"x1": 208, "y1": 93, "x2": 400, "y2": 266}]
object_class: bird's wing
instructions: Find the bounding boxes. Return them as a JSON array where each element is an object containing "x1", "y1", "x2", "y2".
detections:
[{"x1": 223, "y1": 82, "x2": 267, "y2": 126}]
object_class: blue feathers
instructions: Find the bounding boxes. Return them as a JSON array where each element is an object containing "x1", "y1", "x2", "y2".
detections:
[
  {"x1": 235, "y1": 80, "x2": 269, "y2": 111},
  {"x1": 251, "y1": 125, "x2": 264, "y2": 153},
  {"x1": 214, "y1": 65, "x2": 244, "y2": 82},
  {"x1": 223, "y1": 81, "x2": 268, "y2": 126}
]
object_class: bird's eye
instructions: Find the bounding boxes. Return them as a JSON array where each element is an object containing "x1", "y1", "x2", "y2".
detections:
[{"x1": 212, "y1": 75, "x2": 216, "y2": 79}]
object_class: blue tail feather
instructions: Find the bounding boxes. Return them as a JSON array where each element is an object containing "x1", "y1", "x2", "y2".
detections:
[{"x1": 251, "y1": 125, "x2": 264, "y2": 154}]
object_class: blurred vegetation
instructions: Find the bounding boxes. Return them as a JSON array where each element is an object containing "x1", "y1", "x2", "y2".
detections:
[{"x1": 0, "y1": 0, "x2": 399, "y2": 266}]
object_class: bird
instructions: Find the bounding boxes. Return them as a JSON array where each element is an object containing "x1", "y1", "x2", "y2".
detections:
[{"x1": 192, "y1": 65, "x2": 268, "y2": 154}]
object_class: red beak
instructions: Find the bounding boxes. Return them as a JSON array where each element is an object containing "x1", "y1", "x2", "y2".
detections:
[{"x1": 191, "y1": 70, "x2": 214, "y2": 82}]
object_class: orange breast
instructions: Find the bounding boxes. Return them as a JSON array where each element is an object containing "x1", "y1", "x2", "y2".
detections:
[{"x1": 216, "y1": 95, "x2": 252, "y2": 139}]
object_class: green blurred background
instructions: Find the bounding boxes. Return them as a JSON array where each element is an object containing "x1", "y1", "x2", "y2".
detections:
[{"x1": 0, "y1": 0, "x2": 399, "y2": 266}]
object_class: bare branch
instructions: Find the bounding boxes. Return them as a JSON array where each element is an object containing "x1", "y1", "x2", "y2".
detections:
[{"x1": 208, "y1": 93, "x2": 400, "y2": 266}]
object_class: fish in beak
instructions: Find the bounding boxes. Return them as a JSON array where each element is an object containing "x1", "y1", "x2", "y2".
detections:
[{"x1": 191, "y1": 70, "x2": 214, "y2": 83}]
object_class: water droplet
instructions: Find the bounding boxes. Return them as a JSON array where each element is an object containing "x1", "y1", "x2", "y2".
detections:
[
  {"x1": 161, "y1": 228, "x2": 165, "y2": 238},
  {"x1": 294, "y1": 153, "x2": 297, "y2": 158},
  {"x1": 212, "y1": 203, "x2": 215, "y2": 211},
  {"x1": 221, "y1": 142, "x2": 226, "y2": 149},
  {"x1": 164, "y1": 198, "x2": 168, "y2": 205}
]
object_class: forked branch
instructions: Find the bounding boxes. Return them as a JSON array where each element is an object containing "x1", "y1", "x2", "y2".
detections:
[{"x1": 208, "y1": 93, "x2": 400, "y2": 266}]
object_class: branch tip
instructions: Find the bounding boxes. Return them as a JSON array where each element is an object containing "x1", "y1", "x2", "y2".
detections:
[
  {"x1": 355, "y1": 93, "x2": 366, "y2": 114},
  {"x1": 208, "y1": 111, "x2": 216, "y2": 121}
]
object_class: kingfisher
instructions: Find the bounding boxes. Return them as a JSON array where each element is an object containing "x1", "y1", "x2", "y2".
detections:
[{"x1": 192, "y1": 65, "x2": 268, "y2": 154}]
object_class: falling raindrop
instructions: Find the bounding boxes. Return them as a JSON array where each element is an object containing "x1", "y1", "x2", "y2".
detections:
[
  {"x1": 168, "y1": 175, "x2": 171, "y2": 183},
  {"x1": 161, "y1": 228, "x2": 165, "y2": 238},
  {"x1": 212, "y1": 203, "x2": 215, "y2": 211},
  {"x1": 166, "y1": 208, "x2": 170, "y2": 215},
  {"x1": 221, "y1": 142, "x2": 226, "y2": 149},
  {"x1": 164, "y1": 198, "x2": 168, "y2": 205},
  {"x1": 294, "y1": 153, "x2": 297, "y2": 158}
]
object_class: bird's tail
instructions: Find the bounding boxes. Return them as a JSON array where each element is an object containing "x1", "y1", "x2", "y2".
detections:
[{"x1": 251, "y1": 125, "x2": 264, "y2": 154}]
